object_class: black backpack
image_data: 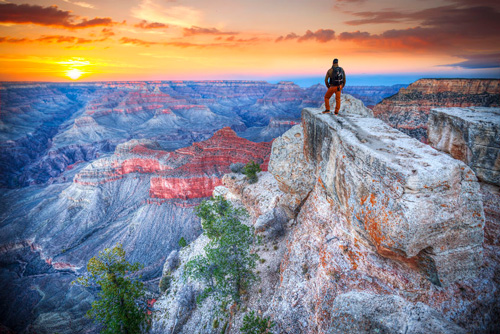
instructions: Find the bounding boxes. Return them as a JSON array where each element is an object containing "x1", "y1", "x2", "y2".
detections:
[{"x1": 329, "y1": 67, "x2": 344, "y2": 86}]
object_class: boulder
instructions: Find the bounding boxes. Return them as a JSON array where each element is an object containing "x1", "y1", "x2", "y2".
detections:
[
  {"x1": 428, "y1": 107, "x2": 500, "y2": 186},
  {"x1": 301, "y1": 107, "x2": 484, "y2": 285}
]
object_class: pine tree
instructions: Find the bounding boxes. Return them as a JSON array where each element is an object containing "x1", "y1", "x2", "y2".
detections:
[
  {"x1": 75, "y1": 244, "x2": 149, "y2": 334},
  {"x1": 184, "y1": 196, "x2": 258, "y2": 305}
]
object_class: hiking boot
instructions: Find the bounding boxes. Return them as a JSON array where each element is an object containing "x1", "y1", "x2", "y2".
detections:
[
  {"x1": 322, "y1": 110, "x2": 330, "y2": 114},
  {"x1": 334, "y1": 111, "x2": 339, "y2": 115}
]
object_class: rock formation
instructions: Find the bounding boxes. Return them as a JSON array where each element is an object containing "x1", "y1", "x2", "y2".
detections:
[
  {"x1": 0, "y1": 127, "x2": 270, "y2": 334},
  {"x1": 152, "y1": 94, "x2": 498, "y2": 333},
  {"x1": 428, "y1": 107, "x2": 500, "y2": 185},
  {"x1": 0, "y1": 81, "x2": 323, "y2": 188},
  {"x1": 372, "y1": 79, "x2": 500, "y2": 142},
  {"x1": 427, "y1": 106, "x2": 500, "y2": 266}
]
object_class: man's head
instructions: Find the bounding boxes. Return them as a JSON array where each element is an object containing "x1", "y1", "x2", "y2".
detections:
[{"x1": 333, "y1": 58, "x2": 338, "y2": 64}]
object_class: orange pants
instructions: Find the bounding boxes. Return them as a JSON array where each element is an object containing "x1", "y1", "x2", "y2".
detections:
[{"x1": 324, "y1": 85, "x2": 343, "y2": 113}]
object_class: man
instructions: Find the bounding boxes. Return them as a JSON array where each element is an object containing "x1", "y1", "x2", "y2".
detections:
[{"x1": 322, "y1": 58, "x2": 346, "y2": 115}]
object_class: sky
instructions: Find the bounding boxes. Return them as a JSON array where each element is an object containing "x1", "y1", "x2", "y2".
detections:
[{"x1": 0, "y1": 0, "x2": 499, "y2": 84}]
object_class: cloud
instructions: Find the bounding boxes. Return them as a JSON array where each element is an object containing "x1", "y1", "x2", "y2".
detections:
[
  {"x1": 443, "y1": 53, "x2": 500, "y2": 69},
  {"x1": 101, "y1": 28, "x2": 115, "y2": 37},
  {"x1": 62, "y1": 0, "x2": 96, "y2": 9},
  {"x1": 0, "y1": 35, "x2": 95, "y2": 44},
  {"x1": 275, "y1": 33, "x2": 299, "y2": 42},
  {"x1": 276, "y1": 29, "x2": 335, "y2": 43},
  {"x1": 134, "y1": 20, "x2": 168, "y2": 29},
  {"x1": 183, "y1": 26, "x2": 237, "y2": 36},
  {"x1": 119, "y1": 36, "x2": 240, "y2": 48},
  {"x1": 338, "y1": 2, "x2": 500, "y2": 59},
  {"x1": 131, "y1": 0, "x2": 202, "y2": 28},
  {"x1": 120, "y1": 37, "x2": 159, "y2": 47},
  {"x1": 0, "y1": 3, "x2": 115, "y2": 29}
]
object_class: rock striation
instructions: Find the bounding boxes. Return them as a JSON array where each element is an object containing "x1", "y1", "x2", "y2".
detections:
[
  {"x1": 372, "y1": 79, "x2": 500, "y2": 142},
  {"x1": 153, "y1": 94, "x2": 498, "y2": 333},
  {"x1": 75, "y1": 127, "x2": 271, "y2": 200},
  {"x1": 428, "y1": 107, "x2": 500, "y2": 186}
]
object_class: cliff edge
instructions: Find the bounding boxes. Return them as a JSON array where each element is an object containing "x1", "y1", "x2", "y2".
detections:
[{"x1": 152, "y1": 94, "x2": 499, "y2": 333}]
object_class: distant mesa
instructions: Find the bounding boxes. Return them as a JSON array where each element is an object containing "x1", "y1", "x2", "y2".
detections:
[
  {"x1": 74, "y1": 127, "x2": 272, "y2": 200},
  {"x1": 372, "y1": 79, "x2": 500, "y2": 142}
]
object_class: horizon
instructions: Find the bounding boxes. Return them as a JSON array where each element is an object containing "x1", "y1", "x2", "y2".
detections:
[
  {"x1": 1, "y1": 74, "x2": 499, "y2": 88},
  {"x1": 0, "y1": 1, "x2": 499, "y2": 82}
]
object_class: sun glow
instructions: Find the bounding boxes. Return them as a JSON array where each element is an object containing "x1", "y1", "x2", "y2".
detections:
[{"x1": 66, "y1": 68, "x2": 83, "y2": 80}]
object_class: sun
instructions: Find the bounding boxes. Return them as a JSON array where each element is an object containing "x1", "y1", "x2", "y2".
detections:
[{"x1": 66, "y1": 68, "x2": 83, "y2": 80}]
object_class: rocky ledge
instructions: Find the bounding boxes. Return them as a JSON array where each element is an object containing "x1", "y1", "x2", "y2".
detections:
[
  {"x1": 300, "y1": 107, "x2": 484, "y2": 285},
  {"x1": 428, "y1": 107, "x2": 500, "y2": 186},
  {"x1": 152, "y1": 94, "x2": 498, "y2": 333}
]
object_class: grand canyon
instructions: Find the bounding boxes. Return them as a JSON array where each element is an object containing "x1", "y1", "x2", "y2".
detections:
[{"x1": 1, "y1": 79, "x2": 499, "y2": 334}]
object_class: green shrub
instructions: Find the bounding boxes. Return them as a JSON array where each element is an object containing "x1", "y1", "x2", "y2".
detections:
[
  {"x1": 242, "y1": 161, "x2": 261, "y2": 184},
  {"x1": 185, "y1": 196, "x2": 257, "y2": 306},
  {"x1": 178, "y1": 237, "x2": 187, "y2": 248},
  {"x1": 159, "y1": 274, "x2": 171, "y2": 293},
  {"x1": 240, "y1": 311, "x2": 275, "y2": 334},
  {"x1": 74, "y1": 244, "x2": 149, "y2": 334}
]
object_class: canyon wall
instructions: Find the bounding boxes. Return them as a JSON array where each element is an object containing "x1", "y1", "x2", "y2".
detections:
[
  {"x1": 0, "y1": 128, "x2": 270, "y2": 334},
  {"x1": 372, "y1": 79, "x2": 500, "y2": 142},
  {"x1": 153, "y1": 94, "x2": 499, "y2": 333}
]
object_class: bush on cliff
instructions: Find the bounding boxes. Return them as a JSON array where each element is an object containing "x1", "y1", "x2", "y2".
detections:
[
  {"x1": 74, "y1": 244, "x2": 150, "y2": 334},
  {"x1": 240, "y1": 311, "x2": 275, "y2": 334},
  {"x1": 184, "y1": 196, "x2": 258, "y2": 305},
  {"x1": 242, "y1": 161, "x2": 261, "y2": 184}
]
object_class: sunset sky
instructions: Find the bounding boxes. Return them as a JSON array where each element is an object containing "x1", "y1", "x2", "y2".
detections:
[{"x1": 0, "y1": 0, "x2": 499, "y2": 83}]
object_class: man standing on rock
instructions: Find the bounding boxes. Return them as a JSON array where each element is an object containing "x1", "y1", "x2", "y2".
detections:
[{"x1": 322, "y1": 58, "x2": 346, "y2": 115}]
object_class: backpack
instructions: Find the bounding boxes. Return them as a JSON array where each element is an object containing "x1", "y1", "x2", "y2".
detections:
[{"x1": 329, "y1": 67, "x2": 344, "y2": 86}]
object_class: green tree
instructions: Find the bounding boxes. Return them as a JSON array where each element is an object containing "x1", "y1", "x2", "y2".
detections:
[
  {"x1": 240, "y1": 311, "x2": 275, "y2": 334},
  {"x1": 178, "y1": 237, "x2": 187, "y2": 248},
  {"x1": 185, "y1": 196, "x2": 258, "y2": 305},
  {"x1": 75, "y1": 244, "x2": 149, "y2": 334},
  {"x1": 242, "y1": 161, "x2": 261, "y2": 184}
]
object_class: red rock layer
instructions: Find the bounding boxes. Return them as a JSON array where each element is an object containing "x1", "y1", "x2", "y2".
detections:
[
  {"x1": 372, "y1": 79, "x2": 500, "y2": 142},
  {"x1": 75, "y1": 127, "x2": 272, "y2": 200},
  {"x1": 150, "y1": 176, "x2": 223, "y2": 199}
]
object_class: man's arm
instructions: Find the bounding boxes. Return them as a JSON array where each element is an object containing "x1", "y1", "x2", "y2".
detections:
[
  {"x1": 325, "y1": 69, "x2": 330, "y2": 88},
  {"x1": 342, "y1": 68, "x2": 346, "y2": 87}
]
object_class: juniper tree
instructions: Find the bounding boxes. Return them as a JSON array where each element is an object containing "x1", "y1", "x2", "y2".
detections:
[
  {"x1": 184, "y1": 196, "x2": 258, "y2": 305},
  {"x1": 242, "y1": 160, "x2": 261, "y2": 184},
  {"x1": 75, "y1": 244, "x2": 149, "y2": 334}
]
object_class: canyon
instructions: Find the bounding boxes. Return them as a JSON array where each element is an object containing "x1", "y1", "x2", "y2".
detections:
[
  {"x1": 1, "y1": 79, "x2": 497, "y2": 333},
  {"x1": 153, "y1": 93, "x2": 499, "y2": 333},
  {"x1": 372, "y1": 79, "x2": 500, "y2": 142}
]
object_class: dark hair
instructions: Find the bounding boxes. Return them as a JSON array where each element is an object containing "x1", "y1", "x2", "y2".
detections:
[{"x1": 333, "y1": 58, "x2": 338, "y2": 63}]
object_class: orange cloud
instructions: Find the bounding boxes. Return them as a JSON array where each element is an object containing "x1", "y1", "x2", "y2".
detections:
[
  {"x1": 183, "y1": 26, "x2": 238, "y2": 36},
  {"x1": 0, "y1": 35, "x2": 95, "y2": 44},
  {"x1": 276, "y1": 29, "x2": 335, "y2": 43},
  {"x1": 0, "y1": 3, "x2": 115, "y2": 29},
  {"x1": 134, "y1": 20, "x2": 169, "y2": 29}
]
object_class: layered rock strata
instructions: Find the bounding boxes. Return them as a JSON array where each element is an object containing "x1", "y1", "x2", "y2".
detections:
[
  {"x1": 75, "y1": 127, "x2": 271, "y2": 200},
  {"x1": 372, "y1": 79, "x2": 500, "y2": 142},
  {"x1": 428, "y1": 107, "x2": 500, "y2": 185}
]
